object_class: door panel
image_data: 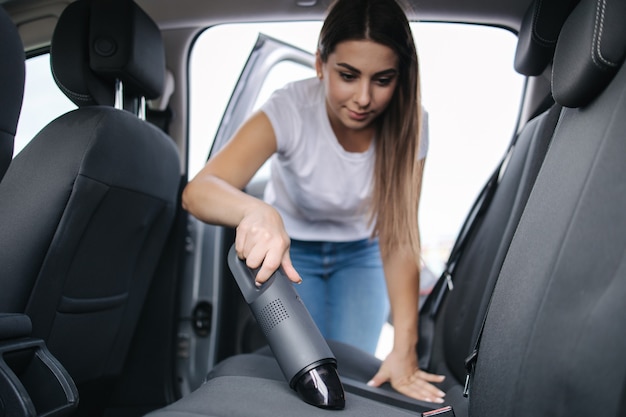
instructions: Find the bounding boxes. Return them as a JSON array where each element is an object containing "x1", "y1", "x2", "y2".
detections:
[{"x1": 176, "y1": 33, "x2": 314, "y2": 396}]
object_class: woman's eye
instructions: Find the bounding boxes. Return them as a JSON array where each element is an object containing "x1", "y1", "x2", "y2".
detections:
[
  {"x1": 376, "y1": 77, "x2": 393, "y2": 86},
  {"x1": 340, "y1": 72, "x2": 356, "y2": 81}
]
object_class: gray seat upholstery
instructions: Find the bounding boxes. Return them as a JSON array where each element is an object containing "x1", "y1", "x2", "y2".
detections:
[
  {"x1": 0, "y1": 0, "x2": 180, "y2": 415},
  {"x1": 470, "y1": 0, "x2": 626, "y2": 414},
  {"x1": 418, "y1": 0, "x2": 580, "y2": 395},
  {"x1": 0, "y1": 4, "x2": 24, "y2": 181}
]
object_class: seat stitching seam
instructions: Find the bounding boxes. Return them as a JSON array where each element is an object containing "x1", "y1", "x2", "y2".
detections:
[{"x1": 592, "y1": 0, "x2": 617, "y2": 68}]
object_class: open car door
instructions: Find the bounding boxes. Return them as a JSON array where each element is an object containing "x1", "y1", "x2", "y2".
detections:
[{"x1": 176, "y1": 33, "x2": 315, "y2": 397}]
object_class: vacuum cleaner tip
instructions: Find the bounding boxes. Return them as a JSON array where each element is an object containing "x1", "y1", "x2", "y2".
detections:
[{"x1": 293, "y1": 362, "x2": 345, "y2": 409}]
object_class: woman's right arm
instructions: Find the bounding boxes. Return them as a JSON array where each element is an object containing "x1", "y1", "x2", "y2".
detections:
[{"x1": 182, "y1": 111, "x2": 302, "y2": 285}]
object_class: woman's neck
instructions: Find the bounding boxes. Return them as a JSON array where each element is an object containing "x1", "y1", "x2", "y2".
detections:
[{"x1": 329, "y1": 117, "x2": 375, "y2": 153}]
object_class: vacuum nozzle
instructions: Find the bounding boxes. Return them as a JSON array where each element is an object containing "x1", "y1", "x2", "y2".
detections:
[{"x1": 293, "y1": 361, "x2": 345, "y2": 409}]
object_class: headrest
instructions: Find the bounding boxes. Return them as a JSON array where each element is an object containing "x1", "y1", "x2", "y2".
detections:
[
  {"x1": 0, "y1": 5, "x2": 25, "y2": 179},
  {"x1": 514, "y1": 0, "x2": 579, "y2": 76},
  {"x1": 51, "y1": 0, "x2": 165, "y2": 107},
  {"x1": 552, "y1": 0, "x2": 626, "y2": 107}
]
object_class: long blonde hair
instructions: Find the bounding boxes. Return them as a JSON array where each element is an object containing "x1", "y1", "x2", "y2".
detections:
[{"x1": 318, "y1": 0, "x2": 423, "y2": 261}]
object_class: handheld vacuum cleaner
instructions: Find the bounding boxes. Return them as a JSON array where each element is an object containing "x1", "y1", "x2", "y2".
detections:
[{"x1": 227, "y1": 244, "x2": 345, "y2": 409}]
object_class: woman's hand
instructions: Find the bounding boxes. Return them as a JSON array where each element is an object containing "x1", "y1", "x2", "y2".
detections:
[
  {"x1": 235, "y1": 202, "x2": 302, "y2": 286},
  {"x1": 367, "y1": 349, "x2": 445, "y2": 403}
]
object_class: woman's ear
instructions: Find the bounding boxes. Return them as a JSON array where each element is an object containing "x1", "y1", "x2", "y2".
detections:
[{"x1": 315, "y1": 51, "x2": 323, "y2": 79}]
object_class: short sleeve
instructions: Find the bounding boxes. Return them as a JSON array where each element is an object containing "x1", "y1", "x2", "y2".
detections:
[{"x1": 259, "y1": 81, "x2": 309, "y2": 157}]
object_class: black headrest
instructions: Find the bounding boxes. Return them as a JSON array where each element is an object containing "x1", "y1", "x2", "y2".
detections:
[
  {"x1": 514, "y1": 0, "x2": 580, "y2": 76},
  {"x1": 0, "y1": 5, "x2": 25, "y2": 180},
  {"x1": 51, "y1": 0, "x2": 165, "y2": 107},
  {"x1": 552, "y1": 0, "x2": 626, "y2": 107}
]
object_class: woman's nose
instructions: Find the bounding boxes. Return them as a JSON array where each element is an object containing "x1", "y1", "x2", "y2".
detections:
[{"x1": 353, "y1": 81, "x2": 371, "y2": 108}]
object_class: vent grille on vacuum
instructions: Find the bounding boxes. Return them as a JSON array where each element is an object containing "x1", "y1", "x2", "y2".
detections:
[{"x1": 258, "y1": 298, "x2": 290, "y2": 334}]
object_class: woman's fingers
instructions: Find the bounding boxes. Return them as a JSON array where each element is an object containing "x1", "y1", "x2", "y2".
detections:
[
  {"x1": 416, "y1": 369, "x2": 446, "y2": 383},
  {"x1": 394, "y1": 369, "x2": 445, "y2": 403},
  {"x1": 281, "y1": 251, "x2": 302, "y2": 284},
  {"x1": 234, "y1": 206, "x2": 300, "y2": 285},
  {"x1": 251, "y1": 245, "x2": 282, "y2": 284}
]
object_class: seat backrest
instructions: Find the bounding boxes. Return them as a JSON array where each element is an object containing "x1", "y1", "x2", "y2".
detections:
[
  {"x1": 427, "y1": 107, "x2": 559, "y2": 384},
  {"x1": 0, "y1": 4, "x2": 24, "y2": 181},
  {"x1": 0, "y1": 0, "x2": 180, "y2": 413},
  {"x1": 420, "y1": 0, "x2": 576, "y2": 387},
  {"x1": 469, "y1": 0, "x2": 626, "y2": 415}
]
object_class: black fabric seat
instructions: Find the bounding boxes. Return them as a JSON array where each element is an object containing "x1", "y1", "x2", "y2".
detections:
[
  {"x1": 0, "y1": 4, "x2": 24, "y2": 181},
  {"x1": 0, "y1": 0, "x2": 180, "y2": 415}
]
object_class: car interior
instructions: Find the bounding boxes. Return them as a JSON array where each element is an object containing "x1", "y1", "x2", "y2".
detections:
[{"x1": 0, "y1": 0, "x2": 625, "y2": 416}]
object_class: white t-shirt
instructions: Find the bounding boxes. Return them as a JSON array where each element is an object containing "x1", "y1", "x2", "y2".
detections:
[{"x1": 261, "y1": 77, "x2": 428, "y2": 242}]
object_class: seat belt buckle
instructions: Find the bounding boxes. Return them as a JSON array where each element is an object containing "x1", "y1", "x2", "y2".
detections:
[
  {"x1": 444, "y1": 271, "x2": 454, "y2": 291},
  {"x1": 422, "y1": 406, "x2": 456, "y2": 416},
  {"x1": 462, "y1": 373, "x2": 471, "y2": 398},
  {"x1": 463, "y1": 349, "x2": 478, "y2": 397}
]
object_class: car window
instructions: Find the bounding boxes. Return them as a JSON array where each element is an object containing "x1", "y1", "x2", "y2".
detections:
[
  {"x1": 189, "y1": 22, "x2": 321, "y2": 181},
  {"x1": 190, "y1": 21, "x2": 524, "y2": 272},
  {"x1": 413, "y1": 23, "x2": 525, "y2": 277},
  {"x1": 14, "y1": 53, "x2": 76, "y2": 156},
  {"x1": 189, "y1": 22, "x2": 524, "y2": 357}
]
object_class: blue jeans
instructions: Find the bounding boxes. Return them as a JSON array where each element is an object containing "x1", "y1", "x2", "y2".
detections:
[{"x1": 289, "y1": 238, "x2": 389, "y2": 354}]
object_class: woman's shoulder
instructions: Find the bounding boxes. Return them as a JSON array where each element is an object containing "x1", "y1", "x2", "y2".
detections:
[
  {"x1": 272, "y1": 77, "x2": 322, "y2": 105},
  {"x1": 261, "y1": 77, "x2": 323, "y2": 126},
  {"x1": 261, "y1": 77, "x2": 324, "y2": 153}
]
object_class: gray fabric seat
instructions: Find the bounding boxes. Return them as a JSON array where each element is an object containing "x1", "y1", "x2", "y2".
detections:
[
  {"x1": 469, "y1": 0, "x2": 626, "y2": 414},
  {"x1": 0, "y1": 0, "x2": 180, "y2": 415}
]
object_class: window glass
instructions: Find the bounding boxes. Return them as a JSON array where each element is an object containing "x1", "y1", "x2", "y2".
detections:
[
  {"x1": 189, "y1": 22, "x2": 524, "y2": 355},
  {"x1": 414, "y1": 24, "x2": 524, "y2": 276},
  {"x1": 189, "y1": 22, "x2": 321, "y2": 180},
  {"x1": 15, "y1": 53, "x2": 76, "y2": 156},
  {"x1": 189, "y1": 21, "x2": 523, "y2": 272}
]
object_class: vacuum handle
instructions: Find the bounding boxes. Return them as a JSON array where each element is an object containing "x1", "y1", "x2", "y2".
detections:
[{"x1": 227, "y1": 245, "x2": 276, "y2": 304}]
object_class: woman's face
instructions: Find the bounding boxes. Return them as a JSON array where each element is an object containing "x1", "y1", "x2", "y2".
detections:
[{"x1": 316, "y1": 39, "x2": 399, "y2": 134}]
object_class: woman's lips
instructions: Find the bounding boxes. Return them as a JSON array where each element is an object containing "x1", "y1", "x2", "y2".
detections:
[{"x1": 347, "y1": 109, "x2": 370, "y2": 121}]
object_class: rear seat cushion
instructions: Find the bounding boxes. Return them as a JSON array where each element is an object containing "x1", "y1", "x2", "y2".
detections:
[{"x1": 145, "y1": 375, "x2": 422, "y2": 417}]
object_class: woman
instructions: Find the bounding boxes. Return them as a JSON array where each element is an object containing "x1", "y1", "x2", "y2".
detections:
[{"x1": 183, "y1": 0, "x2": 445, "y2": 403}]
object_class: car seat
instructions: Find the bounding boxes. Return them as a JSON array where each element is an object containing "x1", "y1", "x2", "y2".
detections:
[
  {"x1": 468, "y1": 0, "x2": 626, "y2": 414},
  {"x1": 0, "y1": 0, "x2": 181, "y2": 415}
]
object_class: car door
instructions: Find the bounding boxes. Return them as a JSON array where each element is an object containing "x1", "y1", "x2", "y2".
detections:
[{"x1": 176, "y1": 33, "x2": 315, "y2": 396}]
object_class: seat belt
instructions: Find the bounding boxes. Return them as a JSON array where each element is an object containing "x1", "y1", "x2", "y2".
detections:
[
  {"x1": 430, "y1": 162, "x2": 501, "y2": 312},
  {"x1": 462, "y1": 103, "x2": 562, "y2": 397},
  {"x1": 418, "y1": 149, "x2": 503, "y2": 369},
  {"x1": 418, "y1": 101, "x2": 562, "y2": 370}
]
